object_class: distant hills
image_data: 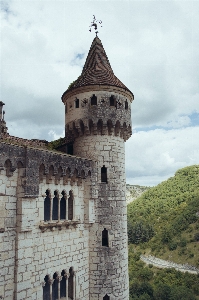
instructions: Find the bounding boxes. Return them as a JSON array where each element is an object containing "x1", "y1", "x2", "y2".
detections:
[
  {"x1": 126, "y1": 184, "x2": 149, "y2": 204},
  {"x1": 127, "y1": 165, "x2": 199, "y2": 300}
]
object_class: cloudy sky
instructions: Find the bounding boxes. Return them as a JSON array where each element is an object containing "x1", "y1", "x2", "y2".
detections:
[{"x1": 1, "y1": 0, "x2": 199, "y2": 186}]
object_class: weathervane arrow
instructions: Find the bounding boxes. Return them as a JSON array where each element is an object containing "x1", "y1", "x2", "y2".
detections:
[{"x1": 89, "y1": 15, "x2": 102, "y2": 36}]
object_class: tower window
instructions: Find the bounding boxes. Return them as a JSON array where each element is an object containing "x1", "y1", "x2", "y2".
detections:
[
  {"x1": 102, "y1": 228, "x2": 109, "y2": 247},
  {"x1": 75, "y1": 98, "x2": 79, "y2": 108},
  {"x1": 91, "y1": 94, "x2": 97, "y2": 106},
  {"x1": 103, "y1": 295, "x2": 110, "y2": 300},
  {"x1": 101, "y1": 165, "x2": 107, "y2": 183},
  {"x1": 125, "y1": 100, "x2": 128, "y2": 110},
  {"x1": 65, "y1": 103, "x2": 67, "y2": 113},
  {"x1": 110, "y1": 95, "x2": 115, "y2": 106},
  {"x1": 67, "y1": 143, "x2": 73, "y2": 155}
]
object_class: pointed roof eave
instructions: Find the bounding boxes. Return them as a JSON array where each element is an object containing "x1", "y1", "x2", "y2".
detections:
[{"x1": 62, "y1": 36, "x2": 134, "y2": 101}]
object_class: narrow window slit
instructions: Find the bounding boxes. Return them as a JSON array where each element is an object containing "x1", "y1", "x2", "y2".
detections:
[
  {"x1": 91, "y1": 94, "x2": 97, "y2": 106},
  {"x1": 101, "y1": 165, "x2": 107, "y2": 183},
  {"x1": 102, "y1": 228, "x2": 109, "y2": 247},
  {"x1": 75, "y1": 98, "x2": 79, "y2": 108},
  {"x1": 110, "y1": 95, "x2": 115, "y2": 106}
]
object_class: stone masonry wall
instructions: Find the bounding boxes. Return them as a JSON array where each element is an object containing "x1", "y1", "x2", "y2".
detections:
[
  {"x1": 0, "y1": 165, "x2": 93, "y2": 300},
  {"x1": 0, "y1": 168, "x2": 18, "y2": 300},
  {"x1": 0, "y1": 141, "x2": 97, "y2": 300},
  {"x1": 74, "y1": 135, "x2": 129, "y2": 300}
]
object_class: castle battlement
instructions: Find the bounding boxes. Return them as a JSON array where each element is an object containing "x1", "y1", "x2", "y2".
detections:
[{"x1": 0, "y1": 35, "x2": 133, "y2": 300}]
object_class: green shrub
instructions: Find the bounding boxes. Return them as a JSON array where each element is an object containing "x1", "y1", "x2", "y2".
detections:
[
  {"x1": 168, "y1": 241, "x2": 178, "y2": 251},
  {"x1": 194, "y1": 232, "x2": 199, "y2": 241}
]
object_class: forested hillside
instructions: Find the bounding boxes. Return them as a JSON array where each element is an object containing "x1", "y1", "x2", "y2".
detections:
[{"x1": 127, "y1": 165, "x2": 199, "y2": 299}]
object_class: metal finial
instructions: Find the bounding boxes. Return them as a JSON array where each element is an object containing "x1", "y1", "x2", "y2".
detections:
[{"x1": 89, "y1": 15, "x2": 102, "y2": 36}]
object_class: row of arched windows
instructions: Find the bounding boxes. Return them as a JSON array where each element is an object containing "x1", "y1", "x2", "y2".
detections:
[
  {"x1": 44, "y1": 190, "x2": 73, "y2": 222},
  {"x1": 65, "y1": 94, "x2": 129, "y2": 112},
  {"x1": 43, "y1": 268, "x2": 75, "y2": 300}
]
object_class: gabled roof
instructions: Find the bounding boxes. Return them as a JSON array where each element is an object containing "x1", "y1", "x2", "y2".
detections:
[{"x1": 62, "y1": 36, "x2": 133, "y2": 97}]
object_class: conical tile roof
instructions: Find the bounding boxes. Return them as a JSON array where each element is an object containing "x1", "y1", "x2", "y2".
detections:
[{"x1": 64, "y1": 36, "x2": 133, "y2": 95}]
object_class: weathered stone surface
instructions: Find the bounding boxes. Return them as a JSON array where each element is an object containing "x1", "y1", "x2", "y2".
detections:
[{"x1": 0, "y1": 35, "x2": 132, "y2": 300}]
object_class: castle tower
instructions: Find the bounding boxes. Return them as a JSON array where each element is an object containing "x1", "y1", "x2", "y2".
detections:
[{"x1": 62, "y1": 36, "x2": 134, "y2": 299}]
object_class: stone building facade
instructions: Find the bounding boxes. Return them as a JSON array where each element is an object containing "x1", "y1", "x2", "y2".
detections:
[{"x1": 0, "y1": 36, "x2": 134, "y2": 300}]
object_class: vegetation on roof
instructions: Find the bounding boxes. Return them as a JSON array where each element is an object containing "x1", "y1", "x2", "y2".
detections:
[
  {"x1": 47, "y1": 137, "x2": 66, "y2": 150},
  {"x1": 67, "y1": 76, "x2": 80, "y2": 90}
]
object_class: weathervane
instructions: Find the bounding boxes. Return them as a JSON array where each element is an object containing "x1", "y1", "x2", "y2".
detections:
[{"x1": 89, "y1": 15, "x2": 102, "y2": 36}]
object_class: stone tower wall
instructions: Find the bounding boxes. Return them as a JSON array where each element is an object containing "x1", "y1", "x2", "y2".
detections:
[
  {"x1": 74, "y1": 135, "x2": 129, "y2": 299},
  {"x1": 64, "y1": 88, "x2": 132, "y2": 299}
]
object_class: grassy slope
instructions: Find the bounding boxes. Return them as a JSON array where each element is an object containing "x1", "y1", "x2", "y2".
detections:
[
  {"x1": 127, "y1": 165, "x2": 199, "y2": 299},
  {"x1": 127, "y1": 165, "x2": 199, "y2": 266}
]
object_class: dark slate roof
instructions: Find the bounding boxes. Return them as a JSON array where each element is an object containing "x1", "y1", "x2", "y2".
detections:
[{"x1": 63, "y1": 36, "x2": 133, "y2": 96}]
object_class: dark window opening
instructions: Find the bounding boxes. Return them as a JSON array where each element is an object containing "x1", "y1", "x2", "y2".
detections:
[
  {"x1": 91, "y1": 94, "x2": 97, "y2": 106},
  {"x1": 52, "y1": 191, "x2": 58, "y2": 220},
  {"x1": 68, "y1": 191, "x2": 73, "y2": 220},
  {"x1": 75, "y1": 98, "x2": 79, "y2": 108},
  {"x1": 60, "y1": 270, "x2": 66, "y2": 298},
  {"x1": 110, "y1": 95, "x2": 115, "y2": 106},
  {"x1": 68, "y1": 267, "x2": 74, "y2": 299},
  {"x1": 43, "y1": 275, "x2": 50, "y2": 300},
  {"x1": 44, "y1": 190, "x2": 50, "y2": 221},
  {"x1": 103, "y1": 294, "x2": 110, "y2": 300},
  {"x1": 65, "y1": 104, "x2": 67, "y2": 113},
  {"x1": 101, "y1": 165, "x2": 107, "y2": 183},
  {"x1": 67, "y1": 143, "x2": 73, "y2": 155},
  {"x1": 60, "y1": 192, "x2": 66, "y2": 220},
  {"x1": 102, "y1": 228, "x2": 109, "y2": 247},
  {"x1": 52, "y1": 273, "x2": 58, "y2": 300},
  {"x1": 125, "y1": 100, "x2": 128, "y2": 110}
]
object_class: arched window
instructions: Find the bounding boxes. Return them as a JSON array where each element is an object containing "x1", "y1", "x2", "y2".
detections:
[
  {"x1": 44, "y1": 190, "x2": 51, "y2": 221},
  {"x1": 68, "y1": 191, "x2": 73, "y2": 220},
  {"x1": 52, "y1": 273, "x2": 58, "y2": 300},
  {"x1": 110, "y1": 95, "x2": 115, "y2": 106},
  {"x1": 4, "y1": 159, "x2": 12, "y2": 177},
  {"x1": 68, "y1": 267, "x2": 74, "y2": 299},
  {"x1": 103, "y1": 294, "x2": 110, "y2": 300},
  {"x1": 60, "y1": 270, "x2": 66, "y2": 298},
  {"x1": 91, "y1": 94, "x2": 97, "y2": 105},
  {"x1": 43, "y1": 275, "x2": 50, "y2": 300},
  {"x1": 101, "y1": 165, "x2": 107, "y2": 183},
  {"x1": 52, "y1": 191, "x2": 58, "y2": 220},
  {"x1": 60, "y1": 191, "x2": 66, "y2": 220},
  {"x1": 125, "y1": 99, "x2": 128, "y2": 110},
  {"x1": 75, "y1": 98, "x2": 79, "y2": 108},
  {"x1": 102, "y1": 228, "x2": 109, "y2": 247}
]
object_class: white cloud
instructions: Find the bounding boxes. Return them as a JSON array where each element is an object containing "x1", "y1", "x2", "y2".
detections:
[
  {"x1": 1, "y1": 0, "x2": 199, "y2": 186},
  {"x1": 126, "y1": 126, "x2": 199, "y2": 186}
]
